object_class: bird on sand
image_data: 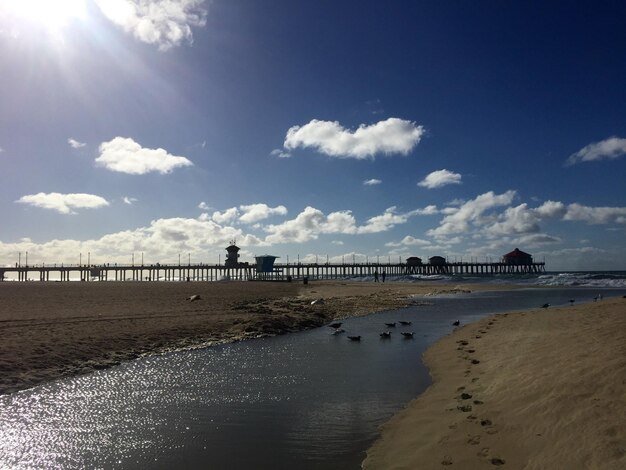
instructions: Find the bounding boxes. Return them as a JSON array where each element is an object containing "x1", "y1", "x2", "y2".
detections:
[
  {"x1": 401, "y1": 332, "x2": 415, "y2": 338},
  {"x1": 541, "y1": 303, "x2": 550, "y2": 308},
  {"x1": 399, "y1": 321, "x2": 412, "y2": 326},
  {"x1": 188, "y1": 294, "x2": 201, "y2": 302},
  {"x1": 385, "y1": 322, "x2": 396, "y2": 327},
  {"x1": 311, "y1": 298, "x2": 325, "y2": 305},
  {"x1": 347, "y1": 335, "x2": 361, "y2": 341},
  {"x1": 328, "y1": 322, "x2": 343, "y2": 329},
  {"x1": 379, "y1": 331, "x2": 392, "y2": 338},
  {"x1": 331, "y1": 328, "x2": 346, "y2": 335},
  {"x1": 452, "y1": 320, "x2": 460, "y2": 326}
]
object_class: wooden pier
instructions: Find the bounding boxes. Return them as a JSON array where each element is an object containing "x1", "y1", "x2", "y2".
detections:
[{"x1": 0, "y1": 260, "x2": 545, "y2": 282}]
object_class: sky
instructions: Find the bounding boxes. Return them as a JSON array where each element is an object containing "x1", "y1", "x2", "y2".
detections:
[{"x1": 1, "y1": 0, "x2": 625, "y2": 271}]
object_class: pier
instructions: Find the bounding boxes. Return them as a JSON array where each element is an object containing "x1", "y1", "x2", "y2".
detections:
[{"x1": 0, "y1": 260, "x2": 545, "y2": 282}]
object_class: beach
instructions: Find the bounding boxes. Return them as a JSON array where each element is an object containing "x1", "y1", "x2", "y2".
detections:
[
  {"x1": 364, "y1": 296, "x2": 626, "y2": 470},
  {"x1": 3, "y1": 280, "x2": 625, "y2": 470},
  {"x1": 0, "y1": 279, "x2": 477, "y2": 395}
]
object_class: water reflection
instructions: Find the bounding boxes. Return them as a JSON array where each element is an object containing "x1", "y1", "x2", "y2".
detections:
[{"x1": 1, "y1": 288, "x2": 623, "y2": 469}]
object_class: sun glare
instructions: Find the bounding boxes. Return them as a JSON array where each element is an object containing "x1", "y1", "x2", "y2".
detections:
[{"x1": 5, "y1": 0, "x2": 86, "y2": 31}]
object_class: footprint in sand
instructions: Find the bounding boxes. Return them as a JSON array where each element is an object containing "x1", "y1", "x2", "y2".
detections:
[
  {"x1": 457, "y1": 405, "x2": 473, "y2": 412},
  {"x1": 471, "y1": 359, "x2": 481, "y2": 364},
  {"x1": 477, "y1": 448, "x2": 490, "y2": 457},
  {"x1": 467, "y1": 435, "x2": 481, "y2": 445},
  {"x1": 481, "y1": 419, "x2": 493, "y2": 426},
  {"x1": 460, "y1": 392, "x2": 473, "y2": 400},
  {"x1": 441, "y1": 457, "x2": 453, "y2": 466},
  {"x1": 475, "y1": 335, "x2": 482, "y2": 339},
  {"x1": 491, "y1": 457, "x2": 506, "y2": 466},
  {"x1": 471, "y1": 377, "x2": 480, "y2": 383},
  {"x1": 473, "y1": 400, "x2": 484, "y2": 405},
  {"x1": 467, "y1": 349, "x2": 476, "y2": 353}
]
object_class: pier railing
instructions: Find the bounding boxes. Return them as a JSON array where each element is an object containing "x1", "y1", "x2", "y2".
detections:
[{"x1": 0, "y1": 261, "x2": 546, "y2": 282}]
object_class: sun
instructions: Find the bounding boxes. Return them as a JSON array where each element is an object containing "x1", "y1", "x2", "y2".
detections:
[{"x1": 3, "y1": 0, "x2": 87, "y2": 31}]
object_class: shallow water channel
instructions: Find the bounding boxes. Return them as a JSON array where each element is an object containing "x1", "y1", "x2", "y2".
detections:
[{"x1": 1, "y1": 288, "x2": 623, "y2": 469}]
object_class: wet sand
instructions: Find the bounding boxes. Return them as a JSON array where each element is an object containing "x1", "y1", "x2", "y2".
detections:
[
  {"x1": 0, "y1": 280, "x2": 481, "y2": 395},
  {"x1": 364, "y1": 296, "x2": 626, "y2": 470}
]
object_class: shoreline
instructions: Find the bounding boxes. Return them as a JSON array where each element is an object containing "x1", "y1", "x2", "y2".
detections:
[
  {"x1": 0, "y1": 280, "x2": 504, "y2": 396},
  {"x1": 363, "y1": 295, "x2": 626, "y2": 469}
]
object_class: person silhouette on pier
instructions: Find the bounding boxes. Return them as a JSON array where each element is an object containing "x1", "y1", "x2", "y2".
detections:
[
  {"x1": 382, "y1": 270, "x2": 386, "y2": 282},
  {"x1": 374, "y1": 270, "x2": 379, "y2": 282}
]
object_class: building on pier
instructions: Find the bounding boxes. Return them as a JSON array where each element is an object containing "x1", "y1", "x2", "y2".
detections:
[
  {"x1": 502, "y1": 248, "x2": 533, "y2": 265},
  {"x1": 406, "y1": 256, "x2": 422, "y2": 266},
  {"x1": 429, "y1": 256, "x2": 446, "y2": 265}
]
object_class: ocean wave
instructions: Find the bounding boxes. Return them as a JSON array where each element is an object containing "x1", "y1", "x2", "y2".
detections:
[
  {"x1": 374, "y1": 271, "x2": 626, "y2": 288},
  {"x1": 531, "y1": 272, "x2": 626, "y2": 288}
]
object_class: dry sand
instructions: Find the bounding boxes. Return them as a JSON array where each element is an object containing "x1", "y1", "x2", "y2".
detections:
[
  {"x1": 0, "y1": 279, "x2": 477, "y2": 395},
  {"x1": 364, "y1": 296, "x2": 626, "y2": 470}
]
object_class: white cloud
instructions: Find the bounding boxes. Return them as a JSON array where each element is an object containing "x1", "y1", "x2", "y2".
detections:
[
  {"x1": 331, "y1": 240, "x2": 344, "y2": 245},
  {"x1": 535, "y1": 200, "x2": 567, "y2": 218},
  {"x1": 123, "y1": 196, "x2": 138, "y2": 205},
  {"x1": 270, "y1": 148, "x2": 291, "y2": 159},
  {"x1": 94, "y1": 0, "x2": 208, "y2": 51},
  {"x1": 514, "y1": 233, "x2": 561, "y2": 246},
  {"x1": 239, "y1": 204, "x2": 288, "y2": 223},
  {"x1": 417, "y1": 169, "x2": 462, "y2": 189},
  {"x1": 96, "y1": 137, "x2": 193, "y2": 175},
  {"x1": 212, "y1": 207, "x2": 239, "y2": 225},
  {"x1": 428, "y1": 190, "x2": 517, "y2": 237},
  {"x1": 363, "y1": 178, "x2": 382, "y2": 186},
  {"x1": 283, "y1": 118, "x2": 425, "y2": 159},
  {"x1": 564, "y1": 203, "x2": 626, "y2": 224},
  {"x1": 487, "y1": 204, "x2": 541, "y2": 236},
  {"x1": 264, "y1": 207, "x2": 358, "y2": 244},
  {"x1": 565, "y1": 137, "x2": 626, "y2": 166},
  {"x1": 415, "y1": 205, "x2": 439, "y2": 215},
  {"x1": 358, "y1": 206, "x2": 417, "y2": 234},
  {"x1": 16, "y1": 192, "x2": 109, "y2": 214},
  {"x1": 0, "y1": 215, "x2": 266, "y2": 267},
  {"x1": 67, "y1": 138, "x2": 86, "y2": 149},
  {"x1": 385, "y1": 236, "x2": 432, "y2": 247},
  {"x1": 211, "y1": 204, "x2": 288, "y2": 225},
  {"x1": 198, "y1": 201, "x2": 210, "y2": 210}
]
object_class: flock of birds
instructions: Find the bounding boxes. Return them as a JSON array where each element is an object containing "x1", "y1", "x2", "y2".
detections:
[{"x1": 328, "y1": 319, "x2": 462, "y2": 342}]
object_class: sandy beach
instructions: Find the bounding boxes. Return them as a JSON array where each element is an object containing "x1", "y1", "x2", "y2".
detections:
[
  {"x1": 364, "y1": 296, "x2": 626, "y2": 470},
  {"x1": 0, "y1": 279, "x2": 477, "y2": 395}
]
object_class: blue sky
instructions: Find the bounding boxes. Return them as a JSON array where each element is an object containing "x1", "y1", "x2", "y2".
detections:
[{"x1": 1, "y1": 0, "x2": 625, "y2": 271}]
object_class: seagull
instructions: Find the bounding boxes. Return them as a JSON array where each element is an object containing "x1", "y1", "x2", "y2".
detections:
[
  {"x1": 311, "y1": 298, "x2": 325, "y2": 305},
  {"x1": 380, "y1": 331, "x2": 392, "y2": 338},
  {"x1": 347, "y1": 335, "x2": 361, "y2": 341},
  {"x1": 331, "y1": 328, "x2": 346, "y2": 335},
  {"x1": 188, "y1": 294, "x2": 201, "y2": 302},
  {"x1": 401, "y1": 332, "x2": 415, "y2": 338},
  {"x1": 399, "y1": 321, "x2": 412, "y2": 326},
  {"x1": 328, "y1": 322, "x2": 343, "y2": 329},
  {"x1": 452, "y1": 320, "x2": 460, "y2": 326},
  {"x1": 569, "y1": 299, "x2": 575, "y2": 305},
  {"x1": 541, "y1": 303, "x2": 550, "y2": 309},
  {"x1": 385, "y1": 322, "x2": 397, "y2": 327}
]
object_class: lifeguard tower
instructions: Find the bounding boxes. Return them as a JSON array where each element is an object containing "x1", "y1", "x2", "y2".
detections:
[{"x1": 225, "y1": 241, "x2": 241, "y2": 267}]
